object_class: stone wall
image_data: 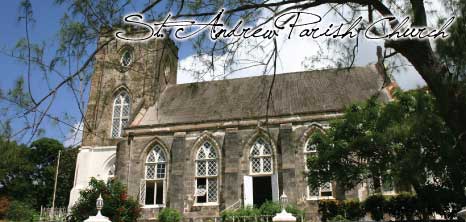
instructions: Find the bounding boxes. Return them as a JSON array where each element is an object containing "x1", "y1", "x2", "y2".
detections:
[
  {"x1": 82, "y1": 36, "x2": 178, "y2": 147},
  {"x1": 115, "y1": 121, "x2": 360, "y2": 221}
]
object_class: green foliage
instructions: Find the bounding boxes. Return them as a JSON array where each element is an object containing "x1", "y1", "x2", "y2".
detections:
[
  {"x1": 0, "y1": 137, "x2": 76, "y2": 210},
  {"x1": 343, "y1": 200, "x2": 365, "y2": 221},
  {"x1": 5, "y1": 200, "x2": 36, "y2": 222},
  {"x1": 258, "y1": 201, "x2": 281, "y2": 215},
  {"x1": 436, "y1": 0, "x2": 466, "y2": 79},
  {"x1": 70, "y1": 178, "x2": 140, "y2": 222},
  {"x1": 318, "y1": 200, "x2": 363, "y2": 222},
  {"x1": 55, "y1": 147, "x2": 78, "y2": 208},
  {"x1": 158, "y1": 208, "x2": 182, "y2": 222},
  {"x1": 329, "y1": 215, "x2": 349, "y2": 222},
  {"x1": 7, "y1": 76, "x2": 33, "y2": 109},
  {"x1": 364, "y1": 195, "x2": 385, "y2": 221},
  {"x1": 234, "y1": 206, "x2": 261, "y2": 216},
  {"x1": 221, "y1": 202, "x2": 303, "y2": 222},
  {"x1": 385, "y1": 193, "x2": 417, "y2": 221},
  {"x1": 0, "y1": 139, "x2": 34, "y2": 206},
  {"x1": 285, "y1": 204, "x2": 305, "y2": 219},
  {"x1": 29, "y1": 138, "x2": 65, "y2": 209},
  {"x1": 307, "y1": 90, "x2": 466, "y2": 215},
  {"x1": 318, "y1": 193, "x2": 456, "y2": 222},
  {"x1": 221, "y1": 206, "x2": 261, "y2": 222},
  {"x1": 318, "y1": 200, "x2": 342, "y2": 222}
]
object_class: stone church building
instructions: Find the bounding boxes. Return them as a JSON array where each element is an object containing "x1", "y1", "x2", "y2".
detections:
[{"x1": 68, "y1": 35, "x2": 394, "y2": 221}]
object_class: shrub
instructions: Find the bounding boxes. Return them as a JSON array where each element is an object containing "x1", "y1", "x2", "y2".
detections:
[
  {"x1": 343, "y1": 200, "x2": 364, "y2": 221},
  {"x1": 222, "y1": 202, "x2": 303, "y2": 222},
  {"x1": 318, "y1": 199, "x2": 363, "y2": 222},
  {"x1": 5, "y1": 200, "x2": 35, "y2": 222},
  {"x1": 285, "y1": 204, "x2": 305, "y2": 220},
  {"x1": 236, "y1": 206, "x2": 261, "y2": 217},
  {"x1": 158, "y1": 208, "x2": 182, "y2": 222},
  {"x1": 220, "y1": 210, "x2": 236, "y2": 221},
  {"x1": 259, "y1": 201, "x2": 281, "y2": 215},
  {"x1": 318, "y1": 200, "x2": 343, "y2": 222},
  {"x1": 329, "y1": 215, "x2": 349, "y2": 222},
  {"x1": 70, "y1": 178, "x2": 140, "y2": 222},
  {"x1": 364, "y1": 195, "x2": 386, "y2": 221},
  {"x1": 386, "y1": 193, "x2": 417, "y2": 221}
]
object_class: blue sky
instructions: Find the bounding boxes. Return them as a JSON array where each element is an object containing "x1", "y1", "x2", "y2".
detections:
[
  {"x1": 0, "y1": 1, "x2": 428, "y2": 145},
  {"x1": 0, "y1": 1, "x2": 77, "y2": 143},
  {"x1": 0, "y1": 1, "x2": 196, "y2": 145}
]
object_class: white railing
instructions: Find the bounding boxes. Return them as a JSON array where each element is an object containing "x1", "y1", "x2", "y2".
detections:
[
  {"x1": 221, "y1": 214, "x2": 304, "y2": 222},
  {"x1": 39, "y1": 207, "x2": 67, "y2": 222}
]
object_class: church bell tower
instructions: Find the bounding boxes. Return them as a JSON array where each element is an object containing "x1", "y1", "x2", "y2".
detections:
[
  {"x1": 82, "y1": 34, "x2": 178, "y2": 146},
  {"x1": 69, "y1": 32, "x2": 178, "y2": 209}
]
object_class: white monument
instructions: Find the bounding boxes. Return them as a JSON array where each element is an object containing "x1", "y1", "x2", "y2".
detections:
[
  {"x1": 84, "y1": 194, "x2": 111, "y2": 222},
  {"x1": 273, "y1": 193, "x2": 297, "y2": 222}
]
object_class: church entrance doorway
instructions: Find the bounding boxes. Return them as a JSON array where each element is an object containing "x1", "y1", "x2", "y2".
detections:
[
  {"x1": 253, "y1": 176, "x2": 272, "y2": 207},
  {"x1": 243, "y1": 174, "x2": 279, "y2": 207}
]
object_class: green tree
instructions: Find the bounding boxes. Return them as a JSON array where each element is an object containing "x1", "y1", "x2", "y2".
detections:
[
  {"x1": 29, "y1": 138, "x2": 65, "y2": 209},
  {"x1": 307, "y1": 90, "x2": 466, "y2": 217},
  {"x1": 5, "y1": 200, "x2": 36, "y2": 222},
  {"x1": 0, "y1": 0, "x2": 464, "y2": 157},
  {"x1": 0, "y1": 137, "x2": 76, "y2": 211},
  {"x1": 436, "y1": 1, "x2": 466, "y2": 77},
  {"x1": 54, "y1": 147, "x2": 78, "y2": 208},
  {"x1": 0, "y1": 139, "x2": 35, "y2": 206}
]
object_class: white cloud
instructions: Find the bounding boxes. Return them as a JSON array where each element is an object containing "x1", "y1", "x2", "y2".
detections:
[{"x1": 177, "y1": 4, "x2": 429, "y2": 90}]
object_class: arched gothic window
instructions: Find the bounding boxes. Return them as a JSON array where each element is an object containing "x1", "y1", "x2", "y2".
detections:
[
  {"x1": 194, "y1": 141, "x2": 218, "y2": 204},
  {"x1": 111, "y1": 90, "x2": 130, "y2": 138},
  {"x1": 304, "y1": 135, "x2": 333, "y2": 200},
  {"x1": 139, "y1": 145, "x2": 167, "y2": 206},
  {"x1": 250, "y1": 137, "x2": 273, "y2": 174}
]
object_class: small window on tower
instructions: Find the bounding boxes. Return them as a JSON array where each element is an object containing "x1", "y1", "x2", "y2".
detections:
[
  {"x1": 120, "y1": 49, "x2": 133, "y2": 67},
  {"x1": 164, "y1": 66, "x2": 170, "y2": 80}
]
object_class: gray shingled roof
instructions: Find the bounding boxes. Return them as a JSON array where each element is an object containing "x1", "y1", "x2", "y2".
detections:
[{"x1": 138, "y1": 65, "x2": 384, "y2": 126}]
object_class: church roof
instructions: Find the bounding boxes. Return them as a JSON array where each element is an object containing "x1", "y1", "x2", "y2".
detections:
[{"x1": 136, "y1": 65, "x2": 385, "y2": 126}]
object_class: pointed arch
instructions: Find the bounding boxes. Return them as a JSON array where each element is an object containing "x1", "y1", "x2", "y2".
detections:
[
  {"x1": 192, "y1": 132, "x2": 221, "y2": 205},
  {"x1": 244, "y1": 128, "x2": 277, "y2": 175},
  {"x1": 139, "y1": 139, "x2": 169, "y2": 207},
  {"x1": 112, "y1": 84, "x2": 132, "y2": 98},
  {"x1": 111, "y1": 89, "x2": 131, "y2": 138},
  {"x1": 301, "y1": 123, "x2": 334, "y2": 200},
  {"x1": 138, "y1": 137, "x2": 170, "y2": 162},
  {"x1": 301, "y1": 123, "x2": 325, "y2": 153}
]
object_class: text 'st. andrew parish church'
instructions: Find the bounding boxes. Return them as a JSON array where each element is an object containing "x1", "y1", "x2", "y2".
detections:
[{"x1": 68, "y1": 35, "x2": 395, "y2": 221}]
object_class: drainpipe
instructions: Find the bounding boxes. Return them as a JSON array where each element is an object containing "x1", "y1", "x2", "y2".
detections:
[{"x1": 127, "y1": 133, "x2": 134, "y2": 185}]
